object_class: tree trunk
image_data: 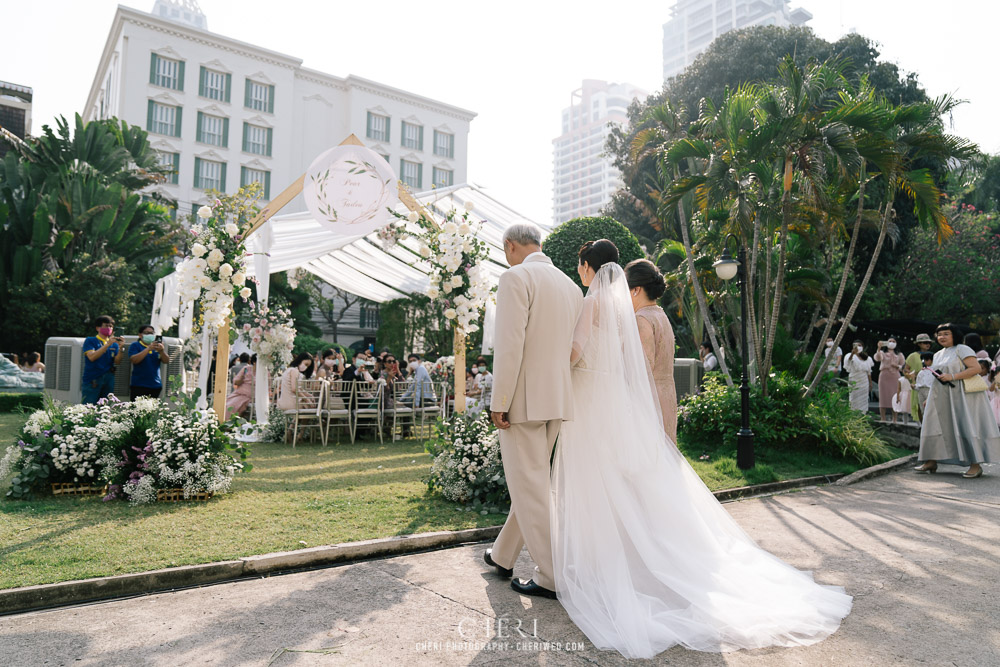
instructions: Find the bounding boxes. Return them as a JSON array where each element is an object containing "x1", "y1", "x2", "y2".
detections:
[
  {"x1": 806, "y1": 198, "x2": 893, "y2": 398},
  {"x1": 746, "y1": 217, "x2": 764, "y2": 379},
  {"x1": 761, "y1": 158, "x2": 794, "y2": 395},
  {"x1": 802, "y1": 163, "x2": 868, "y2": 393},
  {"x1": 676, "y1": 198, "x2": 735, "y2": 386}
]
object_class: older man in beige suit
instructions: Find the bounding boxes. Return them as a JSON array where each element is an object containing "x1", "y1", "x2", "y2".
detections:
[{"x1": 485, "y1": 223, "x2": 583, "y2": 599}]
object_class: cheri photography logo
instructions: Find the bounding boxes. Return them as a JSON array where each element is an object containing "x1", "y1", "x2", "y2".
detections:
[{"x1": 413, "y1": 617, "x2": 586, "y2": 653}]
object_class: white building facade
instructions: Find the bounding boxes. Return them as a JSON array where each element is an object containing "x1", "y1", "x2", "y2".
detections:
[
  {"x1": 663, "y1": 0, "x2": 812, "y2": 81},
  {"x1": 552, "y1": 80, "x2": 645, "y2": 224},
  {"x1": 84, "y1": 2, "x2": 476, "y2": 221}
]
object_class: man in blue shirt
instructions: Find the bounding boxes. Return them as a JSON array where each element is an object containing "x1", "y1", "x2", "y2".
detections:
[
  {"x1": 82, "y1": 315, "x2": 126, "y2": 404},
  {"x1": 129, "y1": 325, "x2": 171, "y2": 400},
  {"x1": 401, "y1": 354, "x2": 437, "y2": 407}
]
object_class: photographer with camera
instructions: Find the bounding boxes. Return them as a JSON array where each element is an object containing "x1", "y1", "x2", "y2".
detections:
[
  {"x1": 129, "y1": 325, "x2": 171, "y2": 400},
  {"x1": 82, "y1": 315, "x2": 127, "y2": 404}
]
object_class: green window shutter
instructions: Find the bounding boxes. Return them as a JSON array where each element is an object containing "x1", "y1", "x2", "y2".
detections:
[
  {"x1": 267, "y1": 85, "x2": 274, "y2": 113},
  {"x1": 242, "y1": 123, "x2": 248, "y2": 152},
  {"x1": 146, "y1": 100, "x2": 154, "y2": 132},
  {"x1": 220, "y1": 163, "x2": 227, "y2": 192},
  {"x1": 174, "y1": 106, "x2": 182, "y2": 138},
  {"x1": 199, "y1": 66, "x2": 206, "y2": 97},
  {"x1": 264, "y1": 171, "x2": 271, "y2": 199},
  {"x1": 194, "y1": 156, "x2": 201, "y2": 188},
  {"x1": 222, "y1": 117, "x2": 229, "y2": 148},
  {"x1": 366, "y1": 112, "x2": 372, "y2": 138},
  {"x1": 399, "y1": 159, "x2": 404, "y2": 181},
  {"x1": 240, "y1": 166, "x2": 247, "y2": 187},
  {"x1": 265, "y1": 127, "x2": 273, "y2": 157},
  {"x1": 385, "y1": 117, "x2": 390, "y2": 143},
  {"x1": 244, "y1": 79, "x2": 251, "y2": 108},
  {"x1": 400, "y1": 122, "x2": 405, "y2": 147},
  {"x1": 224, "y1": 73, "x2": 232, "y2": 103},
  {"x1": 418, "y1": 126, "x2": 424, "y2": 151},
  {"x1": 196, "y1": 111, "x2": 204, "y2": 143},
  {"x1": 149, "y1": 53, "x2": 158, "y2": 84},
  {"x1": 172, "y1": 152, "x2": 180, "y2": 184},
  {"x1": 177, "y1": 61, "x2": 185, "y2": 91}
]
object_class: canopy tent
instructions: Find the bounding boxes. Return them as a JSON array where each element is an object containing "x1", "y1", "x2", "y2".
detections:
[{"x1": 150, "y1": 182, "x2": 551, "y2": 422}]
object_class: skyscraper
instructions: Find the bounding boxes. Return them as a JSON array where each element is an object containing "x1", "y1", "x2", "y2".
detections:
[
  {"x1": 663, "y1": 0, "x2": 812, "y2": 81},
  {"x1": 552, "y1": 80, "x2": 646, "y2": 225},
  {"x1": 0, "y1": 80, "x2": 32, "y2": 160}
]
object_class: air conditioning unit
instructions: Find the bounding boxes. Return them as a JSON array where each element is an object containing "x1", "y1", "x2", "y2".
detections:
[
  {"x1": 44, "y1": 336, "x2": 184, "y2": 404},
  {"x1": 673, "y1": 358, "x2": 703, "y2": 399}
]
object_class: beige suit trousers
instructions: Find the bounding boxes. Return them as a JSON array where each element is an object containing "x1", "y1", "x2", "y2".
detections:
[{"x1": 490, "y1": 419, "x2": 561, "y2": 590}]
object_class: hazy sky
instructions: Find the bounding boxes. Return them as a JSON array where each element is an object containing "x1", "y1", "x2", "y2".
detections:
[{"x1": 5, "y1": 1, "x2": 997, "y2": 225}]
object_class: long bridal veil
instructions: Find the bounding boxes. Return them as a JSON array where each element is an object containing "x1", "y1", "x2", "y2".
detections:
[{"x1": 551, "y1": 264, "x2": 852, "y2": 658}]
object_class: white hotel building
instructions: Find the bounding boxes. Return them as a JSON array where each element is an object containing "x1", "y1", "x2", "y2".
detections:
[
  {"x1": 84, "y1": 0, "x2": 476, "y2": 220},
  {"x1": 552, "y1": 80, "x2": 645, "y2": 224}
]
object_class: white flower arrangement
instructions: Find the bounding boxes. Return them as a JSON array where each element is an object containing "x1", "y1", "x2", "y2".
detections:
[
  {"x1": 238, "y1": 302, "x2": 296, "y2": 377},
  {"x1": 178, "y1": 199, "x2": 252, "y2": 331},
  {"x1": 427, "y1": 411, "x2": 507, "y2": 508}
]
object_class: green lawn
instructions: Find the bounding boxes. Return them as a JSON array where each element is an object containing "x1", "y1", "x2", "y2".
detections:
[{"x1": 0, "y1": 412, "x2": 907, "y2": 590}]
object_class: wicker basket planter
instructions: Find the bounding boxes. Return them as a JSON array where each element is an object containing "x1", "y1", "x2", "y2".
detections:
[
  {"x1": 156, "y1": 488, "x2": 214, "y2": 502},
  {"x1": 51, "y1": 482, "x2": 108, "y2": 496}
]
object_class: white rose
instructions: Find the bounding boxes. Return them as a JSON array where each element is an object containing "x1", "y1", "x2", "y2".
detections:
[
  {"x1": 407, "y1": 211, "x2": 420, "y2": 223},
  {"x1": 207, "y1": 248, "x2": 224, "y2": 269},
  {"x1": 450, "y1": 275, "x2": 464, "y2": 288},
  {"x1": 464, "y1": 201, "x2": 474, "y2": 212},
  {"x1": 419, "y1": 245, "x2": 431, "y2": 258},
  {"x1": 444, "y1": 309, "x2": 457, "y2": 320},
  {"x1": 240, "y1": 287, "x2": 252, "y2": 299},
  {"x1": 458, "y1": 223, "x2": 471, "y2": 235},
  {"x1": 232, "y1": 271, "x2": 246, "y2": 286},
  {"x1": 443, "y1": 222, "x2": 458, "y2": 234},
  {"x1": 225, "y1": 222, "x2": 239, "y2": 237},
  {"x1": 218, "y1": 263, "x2": 234, "y2": 279},
  {"x1": 442, "y1": 283, "x2": 453, "y2": 294},
  {"x1": 427, "y1": 286, "x2": 440, "y2": 299},
  {"x1": 191, "y1": 243, "x2": 207, "y2": 258},
  {"x1": 197, "y1": 205, "x2": 213, "y2": 219},
  {"x1": 198, "y1": 275, "x2": 213, "y2": 288}
]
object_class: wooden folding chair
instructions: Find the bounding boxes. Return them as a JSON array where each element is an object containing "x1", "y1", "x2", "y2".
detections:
[
  {"x1": 323, "y1": 379, "x2": 353, "y2": 444},
  {"x1": 353, "y1": 380, "x2": 383, "y2": 443},
  {"x1": 284, "y1": 378, "x2": 325, "y2": 447},
  {"x1": 416, "y1": 381, "x2": 445, "y2": 436},
  {"x1": 385, "y1": 380, "x2": 416, "y2": 441}
]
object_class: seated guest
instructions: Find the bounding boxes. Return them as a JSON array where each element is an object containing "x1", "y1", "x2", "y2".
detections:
[
  {"x1": 21, "y1": 352, "x2": 45, "y2": 373},
  {"x1": 83, "y1": 315, "x2": 126, "y2": 404},
  {"x1": 129, "y1": 325, "x2": 171, "y2": 400},
  {"x1": 342, "y1": 351, "x2": 375, "y2": 383},
  {"x1": 316, "y1": 348, "x2": 344, "y2": 379},
  {"x1": 226, "y1": 354, "x2": 256, "y2": 419},
  {"x1": 230, "y1": 353, "x2": 250, "y2": 384},
  {"x1": 277, "y1": 352, "x2": 314, "y2": 411},
  {"x1": 401, "y1": 354, "x2": 436, "y2": 407}
]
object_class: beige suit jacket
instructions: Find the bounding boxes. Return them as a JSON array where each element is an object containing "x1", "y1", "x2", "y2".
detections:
[{"x1": 490, "y1": 253, "x2": 583, "y2": 423}]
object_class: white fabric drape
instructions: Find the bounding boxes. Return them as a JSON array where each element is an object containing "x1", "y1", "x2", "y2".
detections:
[
  {"x1": 196, "y1": 326, "x2": 212, "y2": 410},
  {"x1": 251, "y1": 221, "x2": 273, "y2": 426}
]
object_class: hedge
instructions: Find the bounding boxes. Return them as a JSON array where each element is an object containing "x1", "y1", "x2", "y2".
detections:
[
  {"x1": 0, "y1": 393, "x2": 45, "y2": 413},
  {"x1": 542, "y1": 216, "x2": 645, "y2": 288}
]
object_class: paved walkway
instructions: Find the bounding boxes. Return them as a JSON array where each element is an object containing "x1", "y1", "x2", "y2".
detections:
[{"x1": 3, "y1": 465, "x2": 999, "y2": 666}]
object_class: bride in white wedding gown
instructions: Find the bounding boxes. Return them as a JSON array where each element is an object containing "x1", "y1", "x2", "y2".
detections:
[{"x1": 551, "y1": 249, "x2": 852, "y2": 659}]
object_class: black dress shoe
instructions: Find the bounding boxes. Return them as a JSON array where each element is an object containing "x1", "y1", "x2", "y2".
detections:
[
  {"x1": 484, "y1": 549, "x2": 513, "y2": 578},
  {"x1": 510, "y1": 578, "x2": 557, "y2": 599}
]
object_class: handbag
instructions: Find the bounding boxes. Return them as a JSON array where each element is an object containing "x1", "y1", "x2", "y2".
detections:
[{"x1": 963, "y1": 373, "x2": 988, "y2": 393}]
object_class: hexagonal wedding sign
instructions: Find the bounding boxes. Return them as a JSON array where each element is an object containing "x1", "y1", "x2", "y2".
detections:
[{"x1": 303, "y1": 144, "x2": 398, "y2": 237}]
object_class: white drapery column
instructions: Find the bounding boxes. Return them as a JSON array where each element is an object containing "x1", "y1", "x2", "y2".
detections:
[
  {"x1": 252, "y1": 221, "x2": 273, "y2": 426},
  {"x1": 196, "y1": 326, "x2": 213, "y2": 409}
]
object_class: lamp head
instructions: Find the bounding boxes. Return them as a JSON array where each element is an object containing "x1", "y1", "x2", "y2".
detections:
[{"x1": 713, "y1": 252, "x2": 739, "y2": 281}]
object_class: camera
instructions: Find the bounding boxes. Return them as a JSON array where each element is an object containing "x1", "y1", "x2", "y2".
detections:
[{"x1": 881, "y1": 346, "x2": 888, "y2": 353}]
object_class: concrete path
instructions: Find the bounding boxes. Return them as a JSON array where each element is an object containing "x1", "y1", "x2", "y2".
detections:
[{"x1": 3, "y1": 464, "x2": 999, "y2": 666}]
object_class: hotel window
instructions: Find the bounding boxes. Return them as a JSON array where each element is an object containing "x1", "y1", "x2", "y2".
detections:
[
  {"x1": 157, "y1": 151, "x2": 180, "y2": 184},
  {"x1": 150, "y1": 53, "x2": 184, "y2": 90},
  {"x1": 199, "y1": 67, "x2": 231, "y2": 102},
  {"x1": 193, "y1": 157, "x2": 226, "y2": 191},
  {"x1": 400, "y1": 159, "x2": 422, "y2": 189},
  {"x1": 433, "y1": 130, "x2": 454, "y2": 158},
  {"x1": 244, "y1": 79, "x2": 274, "y2": 113},
  {"x1": 401, "y1": 121, "x2": 423, "y2": 150},
  {"x1": 146, "y1": 101, "x2": 181, "y2": 137},
  {"x1": 242, "y1": 123, "x2": 272, "y2": 156},
  {"x1": 432, "y1": 167, "x2": 453, "y2": 188},
  {"x1": 196, "y1": 112, "x2": 228, "y2": 147},
  {"x1": 241, "y1": 166, "x2": 271, "y2": 199},
  {"x1": 366, "y1": 112, "x2": 389, "y2": 142}
]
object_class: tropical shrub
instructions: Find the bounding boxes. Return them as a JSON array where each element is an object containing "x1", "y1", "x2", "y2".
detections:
[
  {"x1": 679, "y1": 372, "x2": 891, "y2": 466},
  {"x1": 542, "y1": 216, "x2": 645, "y2": 288}
]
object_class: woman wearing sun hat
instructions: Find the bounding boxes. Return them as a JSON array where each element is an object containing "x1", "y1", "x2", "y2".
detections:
[{"x1": 906, "y1": 333, "x2": 933, "y2": 421}]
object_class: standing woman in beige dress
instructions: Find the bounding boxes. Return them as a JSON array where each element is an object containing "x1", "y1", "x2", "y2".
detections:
[{"x1": 625, "y1": 259, "x2": 678, "y2": 442}]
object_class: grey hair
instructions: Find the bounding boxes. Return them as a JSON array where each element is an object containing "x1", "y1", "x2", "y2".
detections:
[{"x1": 502, "y1": 223, "x2": 542, "y2": 247}]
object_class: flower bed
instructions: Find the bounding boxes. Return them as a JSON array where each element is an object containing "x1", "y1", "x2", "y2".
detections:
[{"x1": 0, "y1": 396, "x2": 252, "y2": 503}]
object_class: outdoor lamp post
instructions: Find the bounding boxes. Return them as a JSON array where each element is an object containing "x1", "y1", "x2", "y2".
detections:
[{"x1": 713, "y1": 234, "x2": 755, "y2": 470}]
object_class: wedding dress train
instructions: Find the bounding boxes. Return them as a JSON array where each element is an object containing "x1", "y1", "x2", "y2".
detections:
[{"x1": 550, "y1": 264, "x2": 852, "y2": 658}]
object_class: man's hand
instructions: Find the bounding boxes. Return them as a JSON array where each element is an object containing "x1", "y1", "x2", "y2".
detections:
[{"x1": 491, "y1": 411, "x2": 510, "y2": 430}]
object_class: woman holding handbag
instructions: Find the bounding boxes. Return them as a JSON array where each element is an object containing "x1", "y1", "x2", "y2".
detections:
[{"x1": 915, "y1": 323, "x2": 1000, "y2": 478}]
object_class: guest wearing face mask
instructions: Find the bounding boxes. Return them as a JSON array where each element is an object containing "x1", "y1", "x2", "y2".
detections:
[
  {"x1": 316, "y1": 348, "x2": 344, "y2": 380},
  {"x1": 844, "y1": 341, "x2": 874, "y2": 412},
  {"x1": 874, "y1": 338, "x2": 905, "y2": 421},
  {"x1": 823, "y1": 337, "x2": 843, "y2": 377},
  {"x1": 277, "y1": 352, "x2": 314, "y2": 411},
  {"x1": 401, "y1": 354, "x2": 436, "y2": 407},
  {"x1": 342, "y1": 351, "x2": 375, "y2": 383},
  {"x1": 128, "y1": 325, "x2": 171, "y2": 400},
  {"x1": 82, "y1": 315, "x2": 127, "y2": 404}
]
